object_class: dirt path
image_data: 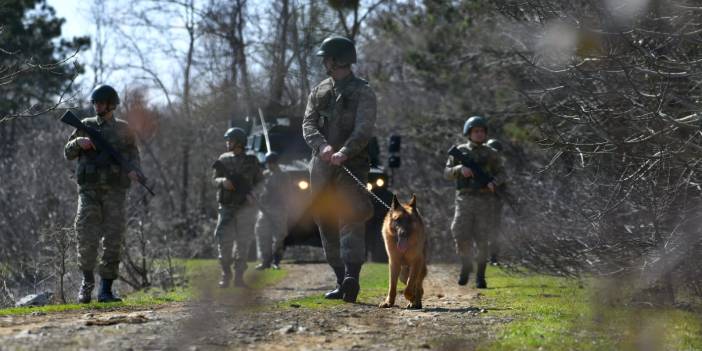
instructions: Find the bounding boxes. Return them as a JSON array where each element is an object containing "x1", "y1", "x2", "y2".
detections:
[{"x1": 0, "y1": 264, "x2": 510, "y2": 351}]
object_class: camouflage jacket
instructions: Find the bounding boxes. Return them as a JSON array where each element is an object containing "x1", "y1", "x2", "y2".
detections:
[
  {"x1": 257, "y1": 169, "x2": 291, "y2": 212},
  {"x1": 64, "y1": 115, "x2": 140, "y2": 190},
  {"x1": 444, "y1": 141, "x2": 505, "y2": 191},
  {"x1": 302, "y1": 73, "x2": 377, "y2": 161},
  {"x1": 212, "y1": 152, "x2": 263, "y2": 207}
]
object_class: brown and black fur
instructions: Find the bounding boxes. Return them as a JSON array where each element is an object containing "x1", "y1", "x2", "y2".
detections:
[{"x1": 379, "y1": 194, "x2": 427, "y2": 309}]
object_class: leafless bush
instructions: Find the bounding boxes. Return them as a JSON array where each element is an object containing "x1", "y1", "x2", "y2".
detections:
[
  {"x1": 38, "y1": 227, "x2": 76, "y2": 304},
  {"x1": 491, "y1": 0, "x2": 702, "y2": 301}
]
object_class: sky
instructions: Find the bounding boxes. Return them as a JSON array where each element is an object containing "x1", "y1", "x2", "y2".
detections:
[
  {"x1": 46, "y1": 0, "x2": 89, "y2": 39},
  {"x1": 46, "y1": 0, "x2": 95, "y2": 98},
  {"x1": 44, "y1": 0, "x2": 277, "y2": 107},
  {"x1": 45, "y1": 0, "x2": 189, "y2": 106}
]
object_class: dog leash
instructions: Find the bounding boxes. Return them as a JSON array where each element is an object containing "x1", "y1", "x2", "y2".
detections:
[{"x1": 341, "y1": 165, "x2": 391, "y2": 210}]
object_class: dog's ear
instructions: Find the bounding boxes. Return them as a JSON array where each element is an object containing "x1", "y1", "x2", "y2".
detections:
[
  {"x1": 408, "y1": 194, "x2": 417, "y2": 211},
  {"x1": 391, "y1": 194, "x2": 400, "y2": 210}
]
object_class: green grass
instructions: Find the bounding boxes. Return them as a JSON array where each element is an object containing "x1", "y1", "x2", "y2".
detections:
[
  {"x1": 0, "y1": 259, "x2": 287, "y2": 317},
  {"x1": 276, "y1": 262, "x2": 391, "y2": 309},
  {"x1": 0, "y1": 289, "x2": 187, "y2": 317},
  {"x1": 3, "y1": 261, "x2": 699, "y2": 351},
  {"x1": 478, "y1": 267, "x2": 702, "y2": 351}
]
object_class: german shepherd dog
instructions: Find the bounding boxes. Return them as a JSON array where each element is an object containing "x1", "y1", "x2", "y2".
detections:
[{"x1": 379, "y1": 194, "x2": 427, "y2": 309}]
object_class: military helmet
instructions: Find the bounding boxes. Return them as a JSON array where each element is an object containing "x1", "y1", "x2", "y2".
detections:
[
  {"x1": 224, "y1": 127, "x2": 247, "y2": 145},
  {"x1": 486, "y1": 139, "x2": 503, "y2": 152},
  {"x1": 90, "y1": 85, "x2": 120, "y2": 106},
  {"x1": 463, "y1": 116, "x2": 488, "y2": 136},
  {"x1": 264, "y1": 151, "x2": 280, "y2": 164},
  {"x1": 316, "y1": 36, "x2": 357, "y2": 66}
]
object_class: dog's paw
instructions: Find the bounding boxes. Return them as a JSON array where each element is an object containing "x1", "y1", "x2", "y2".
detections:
[
  {"x1": 406, "y1": 302, "x2": 422, "y2": 310},
  {"x1": 379, "y1": 301, "x2": 394, "y2": 308}
]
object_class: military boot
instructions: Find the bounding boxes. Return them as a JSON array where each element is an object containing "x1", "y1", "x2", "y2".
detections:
[
  {"x1": 219, "y1": 268, "x2": 232, "y2": 288},
  {"x1": 341, "y1": 264, "x2": 362, "y2": 303},
  {"x1": 458, "y1": 257, "x2": 473, "y2": 286},
  {"x1": 271, "y1": 252, "x2": 282, "y2": 270},
  {"x1": 324, "y1": 266, "x2": 345, "y2": 299},
  {"x1": 77, "y1": 271, "x2": 95, "y2": 304},
  {"x1": 476, "y1": 262, "x2": 488, "y2": 289},
  {"x1": 490, "y1": 254, "x2": 500, "y2": 266},
  {"x1": 255, "y1": 261, "x2": 271, "y2": 271},
  {"x1": 97, "y1": 279, "x2": 122, "y2": 303},
  {"x1": 233, "y1": 262, "x2": 248, "y2": 288}
]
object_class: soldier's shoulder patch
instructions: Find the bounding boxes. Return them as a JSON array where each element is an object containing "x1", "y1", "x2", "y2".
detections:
[{"x1": 312, "y1": 79, "x2": 334, "y2": 105}]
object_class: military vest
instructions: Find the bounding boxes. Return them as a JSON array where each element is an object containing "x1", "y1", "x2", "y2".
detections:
[
  {"x1": 215, "y1": 152, "x2": 261, "y2": 207},
  {"x1": 73, "y1": 117, "x2": 136, "y2": 189},
  {"x1": 452, "y1": 143, "x2": 500, "y2": 191}
]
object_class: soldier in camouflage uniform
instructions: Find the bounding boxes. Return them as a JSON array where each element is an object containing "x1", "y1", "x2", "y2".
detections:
[
  {"x1": 302, "y1": 35, "x2": 377, "y2": 303},
  {"x1": 254, "y1": 152, "x2": 291, "y2": 270},
  {"x1": 64, "y1": 85, "x2": 141, "y2": 303},
  {"x1": 444, "y1": 116, "x2": 505, "y2": 289},
  {"x1": 212, "y1": 127, "x2": 263, "y2": 288},
  {"x1": 486, "y1": 138, "x2": 505, "y2": 265}
]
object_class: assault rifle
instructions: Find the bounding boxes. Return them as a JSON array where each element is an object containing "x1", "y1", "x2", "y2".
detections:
[
  {"x1": 212, "y1": 160, "x2": 253, "y2": 205},
  {"x1": 448, "y1": 145, "x2": 495, "y2": 189},
  {"x1": 447, "y1": 145, "x2": 519, "y2": 214},
  {"x1": 60, "y1": 110, "x2": 155, "y2": 196}
]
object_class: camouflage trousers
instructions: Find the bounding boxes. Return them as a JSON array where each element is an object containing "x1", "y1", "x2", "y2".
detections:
[
  {"x1": 450, "y1": 191, "x2": 498, "y2": 264},
  {"x1": 214, "y1": 204, "x2": 257, "y2": 270},
  {"x1": 255, "y1": 209, "x2": 287, "y2": 264},
  {"x1": 74, "y1": 187, "x2": 127, "y2": 280},
  {"x1": 310, "y1": 156, "x2": 373, "y2": 267}
]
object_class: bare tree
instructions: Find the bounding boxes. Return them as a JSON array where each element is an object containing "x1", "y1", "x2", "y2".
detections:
[
  {"x1": 201, "y1": 0, "x2": 254, "y2": 115},
  {"x1": 39, "y1": 227, "x2": 75, "y2": 304},
  {"x1": 89, "y1": 0, "x2": 110, "y2": 86},
  {"x1": 490, "y1": 0, "x2": 702, "y2": 301},
  {"x1": 327, "y1": 0, "x2": 389, "y2": 40}
]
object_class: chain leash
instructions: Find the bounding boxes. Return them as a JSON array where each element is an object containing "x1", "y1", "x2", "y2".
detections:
[{"x1": 341, "y1": 165, "x2": 391, "y2": 210}]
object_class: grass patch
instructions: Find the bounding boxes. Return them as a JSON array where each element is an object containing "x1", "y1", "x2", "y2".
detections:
[
  {"x1": 478, "y1": 267, "x2": 702, "y2": 351},
  {"x1": 277, "y1": 262, "x2": 391, "y2": 309},
  {"x1": 0, "y1": 288, "x2": 189, "y2": 317},
  {"x1": 0, "y1": 259, "x2": 287, "y2": 317}
]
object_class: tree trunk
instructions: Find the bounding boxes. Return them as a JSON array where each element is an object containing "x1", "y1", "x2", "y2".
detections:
[
  {"x1": 268, "y1": 0, "x2": 290, "y2": 115},
  {"x1": 236, "y1": 0, "x2": 254, "y2": 116}
]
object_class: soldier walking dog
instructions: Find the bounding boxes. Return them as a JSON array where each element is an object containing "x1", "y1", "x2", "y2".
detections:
[{"x1": 302, "y1": 35, "x2": 377, "y2": 303}]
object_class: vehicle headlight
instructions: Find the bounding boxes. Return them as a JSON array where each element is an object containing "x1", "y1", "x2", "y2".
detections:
[
  {"x1": 366, "y1": 183, "x2": 373, "y2": 191},
  {"x1": 375, "y1": 178, "x2": 385, "y2": 188},
  {"x1": 298, "y1": 180, "x2": 309, "y2": 190}
]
